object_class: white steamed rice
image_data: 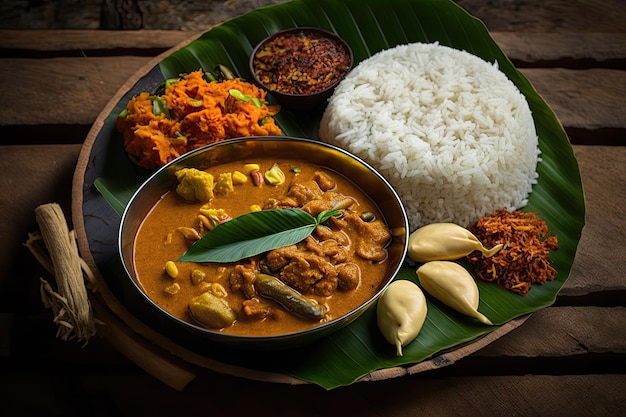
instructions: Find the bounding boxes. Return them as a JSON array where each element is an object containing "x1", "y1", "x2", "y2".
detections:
[{"x1": 319, "y1": 42, "x2": 540, "y2": 230}]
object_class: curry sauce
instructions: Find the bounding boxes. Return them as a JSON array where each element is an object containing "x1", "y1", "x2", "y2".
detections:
[{"x1": 133, "y1": 157, "x2": 392, "y2": 336}]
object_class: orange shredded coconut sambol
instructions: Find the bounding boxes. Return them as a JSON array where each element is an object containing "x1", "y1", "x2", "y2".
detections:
[
  {"x1": 116, "y1": 70, "x2": 282, "y2": 169},
  {"x1": 466, "y1": 208, "x2": 559, "y2": 296}
]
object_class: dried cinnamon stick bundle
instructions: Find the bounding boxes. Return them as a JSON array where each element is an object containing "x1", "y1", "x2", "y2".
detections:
[{"x1": 25, "y1": 203, "x2": 97, "y2": 344}]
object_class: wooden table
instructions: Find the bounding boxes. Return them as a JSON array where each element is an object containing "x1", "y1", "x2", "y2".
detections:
[{"x1": 1, "y1": 2, "x2": 625, "y2": 415}]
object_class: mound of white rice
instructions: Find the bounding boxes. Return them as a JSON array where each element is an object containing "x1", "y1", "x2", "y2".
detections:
[{"x1": 319, "y1": 42, "x2": 540, "y2": 230}]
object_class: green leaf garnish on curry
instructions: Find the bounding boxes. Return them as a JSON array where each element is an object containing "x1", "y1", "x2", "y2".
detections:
[{"x1": 177, "y1": 207, "x2": 341, "y2": 263}]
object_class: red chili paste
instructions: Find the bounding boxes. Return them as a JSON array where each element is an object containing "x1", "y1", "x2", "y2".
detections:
[{"x1": 252, "y1": 30, "x2": 351, "y2": 95}]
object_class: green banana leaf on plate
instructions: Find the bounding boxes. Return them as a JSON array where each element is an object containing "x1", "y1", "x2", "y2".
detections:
[{"x1": 89, "y1": 0, "x2": 584, "y2": 389}]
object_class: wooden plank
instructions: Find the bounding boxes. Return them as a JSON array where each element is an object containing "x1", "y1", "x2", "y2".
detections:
[
  {"x1": 522, "y1": 68, "x2": 626, "y2": 130},
  {"x1": 0, "y1": 145, "x2": 81, "y2": 311},
  {"x1": 1, "y1": 56, "x2": 150, "y2": 126},
  {"x1": 564, "y1": 146, "x2": 626, "y2": 296},
  {"x1": 492, "y1": 32, "x2": 626, "y2": 63},
  {"x1": 476, "y1": 306, "x2": 626, "y2": 357},
  {"x1": 2, "y1": 372, "x2": 625, "y2": 416},
  {"x1": 457, "y1": 0, "x2": 626, "y2": 33},
  {"x1": 1, "y1": 57, "x2": 624, "y2": 134},
  {"x1": 0, "y1": 29, "x2": 198, "y2": 51},
  {"x1": 2, "y1": 309, "x2": 626, "y2": 410},
  {"x1": 5, "y1": 306, "x2": 623, "y2": 375},
  {"x1": 3, "y1": 30, "x2": 626, "y2": 63},
  {"x1": 1, "y1": 0, "x2": 624, "y2": 33},
  {"x1": 360, "y1": 375, "x2": 626, "y2": 417}
]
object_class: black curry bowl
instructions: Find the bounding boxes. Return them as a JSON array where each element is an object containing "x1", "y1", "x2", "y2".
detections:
[
  {"x1": 118, "y1": 136, "x2": 408, "y2": 349},
  {"x1": 249, "y1": 27, "x2": 353, "y2": 110}
]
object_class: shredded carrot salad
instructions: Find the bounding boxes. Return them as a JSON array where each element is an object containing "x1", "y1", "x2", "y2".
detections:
[
  {"x1": 466, "y1": 208, "x2": 559, "y2": 296},
  {"x1": 116, "y1": 70, "x2": 282, "y2": 169}
]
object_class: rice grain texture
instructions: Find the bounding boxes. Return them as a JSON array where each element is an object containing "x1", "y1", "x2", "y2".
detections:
[{"x1": 319, "y1": 43, "x2": 540, "y2": 230}]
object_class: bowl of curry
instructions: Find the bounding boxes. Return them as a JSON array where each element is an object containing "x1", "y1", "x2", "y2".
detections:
[
  {"x1": 249, "y1": 27, "x2": 353, "y2": 110},
  {"x1": 119, "y1": 136, "x2": 408, "y2": 349}
]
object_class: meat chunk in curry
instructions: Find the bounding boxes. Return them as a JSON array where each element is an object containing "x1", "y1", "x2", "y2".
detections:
[{"x1": 255, "y1": 173, "x2": 391, "y2": 298}]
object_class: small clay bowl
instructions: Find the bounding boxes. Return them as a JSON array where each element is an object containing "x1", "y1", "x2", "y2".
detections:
[{"x1": 249, "y1": 27, "x2": 353, "y2": 111}]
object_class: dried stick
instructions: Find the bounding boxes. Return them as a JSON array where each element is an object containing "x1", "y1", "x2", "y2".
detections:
[{"x1": 26, "y1": 203, "x2": 97, "y2": 344}]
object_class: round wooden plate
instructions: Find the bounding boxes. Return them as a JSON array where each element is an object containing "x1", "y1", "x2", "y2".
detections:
[{"x1": 70, "y1": 30, "x2": 530, "y2": 390}]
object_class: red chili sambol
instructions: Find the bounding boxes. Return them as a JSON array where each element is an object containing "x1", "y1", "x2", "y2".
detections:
[{"x1": 252, "y1": 29, "x2": 351, "y2": 95}]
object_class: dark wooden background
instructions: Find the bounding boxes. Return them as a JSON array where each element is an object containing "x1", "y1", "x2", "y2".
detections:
[{"x1": 1, "y1": 0, "x2": 625, "y2": 416}]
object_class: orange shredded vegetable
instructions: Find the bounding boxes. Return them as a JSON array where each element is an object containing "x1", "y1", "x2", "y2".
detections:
[
  {"x1": 466, "y1": 208, "x2": 559, "y2": 296},
  {"x1": 116, "y1": 70, "x2": 282, "y2": 169}
]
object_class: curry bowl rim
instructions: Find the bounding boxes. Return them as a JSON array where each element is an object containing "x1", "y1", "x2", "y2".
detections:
[{"x1": 118, "y1": 136, "x2": 408, "y2": 347}]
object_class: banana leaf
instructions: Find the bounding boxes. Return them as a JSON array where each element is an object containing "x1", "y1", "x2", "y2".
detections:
[{"x1": 90, "y1": 0, "x2": 584, "y2": 389}]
